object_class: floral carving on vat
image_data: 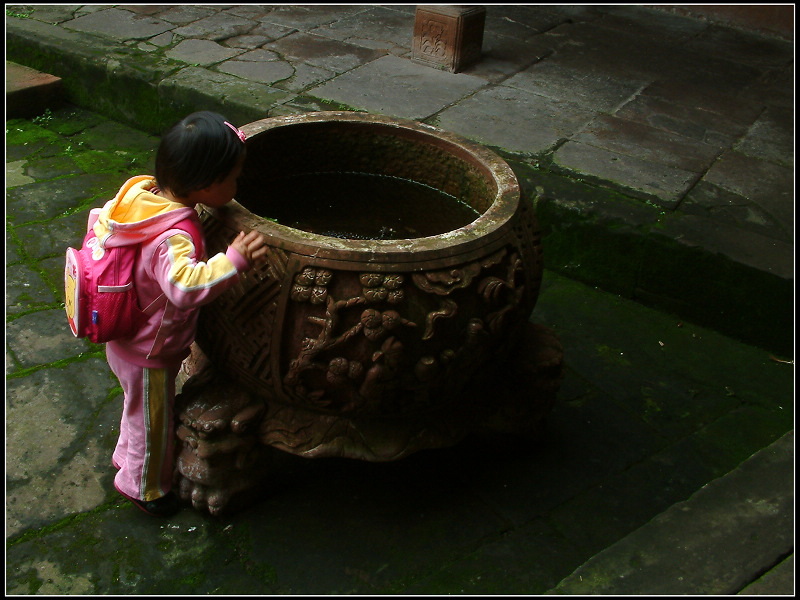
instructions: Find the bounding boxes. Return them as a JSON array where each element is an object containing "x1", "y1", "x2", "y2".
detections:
[{"x1": 279, "y1": 244, "x2": 527, "y2": 416}]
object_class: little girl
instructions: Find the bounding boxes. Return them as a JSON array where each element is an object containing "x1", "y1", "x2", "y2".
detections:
[{"x1": 94, "y1": 111, "x2": 267, "y2": 517}]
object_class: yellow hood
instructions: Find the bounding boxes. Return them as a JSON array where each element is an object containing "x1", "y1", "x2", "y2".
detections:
[{"x1": 93, "y1": 176, "x2": 197, "y2": 248}]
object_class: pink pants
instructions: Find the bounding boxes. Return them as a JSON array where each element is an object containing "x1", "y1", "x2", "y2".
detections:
[{"x1": 107, "y1": 344, "x2": 179, "y2": 502}]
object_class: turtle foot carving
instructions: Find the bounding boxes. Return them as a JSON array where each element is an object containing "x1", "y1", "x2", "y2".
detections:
[{"x1": 174, "y1": 348, "x2": 270, "y2": 516}]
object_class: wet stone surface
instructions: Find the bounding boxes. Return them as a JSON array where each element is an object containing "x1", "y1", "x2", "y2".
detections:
[
  {"x1": 6, "y1": 358, "x2": 121, "y2": 538},
  {"x1": 4, "y1": 4, "x2": 795, "y2": 590}
]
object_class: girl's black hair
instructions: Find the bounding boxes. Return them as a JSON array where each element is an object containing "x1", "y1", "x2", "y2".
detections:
[{"x1": 155, "y1": 111, "x2": 246, "y2": 199}]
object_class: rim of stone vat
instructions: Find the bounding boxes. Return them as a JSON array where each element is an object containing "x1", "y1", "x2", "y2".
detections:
[{"x1": 203, "y1": 111, "x2": 524, "y2": 265}]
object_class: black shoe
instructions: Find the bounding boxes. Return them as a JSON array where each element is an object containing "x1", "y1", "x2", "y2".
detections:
[{"x1": 116, "y1": 486, "x2": 180, "y2": 517}]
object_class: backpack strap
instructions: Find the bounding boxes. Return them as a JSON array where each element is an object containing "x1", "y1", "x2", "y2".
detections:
[
  {"x1": 137, "y1": 215, "x2": 205, "y2": 319},
  {"x1": 171, "y1": 215, "x2": 205, "y2": 259}
]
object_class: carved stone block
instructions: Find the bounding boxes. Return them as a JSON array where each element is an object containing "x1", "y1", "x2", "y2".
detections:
[{"x1": 412, "y1": 5, "x2": 486, "y2": 73}]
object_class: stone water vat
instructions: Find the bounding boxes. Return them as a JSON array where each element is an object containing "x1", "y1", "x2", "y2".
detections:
[{"x1": 175, "y1": 112, "x2": 563, "y2": 514}]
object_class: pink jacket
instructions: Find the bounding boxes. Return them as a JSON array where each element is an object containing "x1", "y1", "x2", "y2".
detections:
[{"x1": 95, "y1": 176, "x2": 248, "y2": 368}]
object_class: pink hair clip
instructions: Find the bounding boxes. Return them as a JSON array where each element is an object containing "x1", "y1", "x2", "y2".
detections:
[{"x1": 224, "y1": 121, "x2": 246, "y2": 143}]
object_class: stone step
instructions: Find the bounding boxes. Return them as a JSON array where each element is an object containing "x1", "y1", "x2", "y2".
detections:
[
  {"x1": 5, "y1": 60, "x2": 64, "y2": 118},
  {"x1": 547, "y1": 430, "x2": 794, "y2": 595}
]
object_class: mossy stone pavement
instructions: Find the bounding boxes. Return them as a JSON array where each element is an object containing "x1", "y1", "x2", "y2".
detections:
[
  {"x1": 5, "y1": 4, "x2": 795, "y2": 595},
  {"x1": 6, "y1": 91, "x2": 795, "y2": 599}
]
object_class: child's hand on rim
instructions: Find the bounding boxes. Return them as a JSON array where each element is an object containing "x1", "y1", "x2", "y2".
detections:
[{"x1": 231, "y1": 230, "x2": 268, "y2": 268}]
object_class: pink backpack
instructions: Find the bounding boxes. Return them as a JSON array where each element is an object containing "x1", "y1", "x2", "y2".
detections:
[{"x1": 65, "y1": 202, "x2": 202, "y2": 344}]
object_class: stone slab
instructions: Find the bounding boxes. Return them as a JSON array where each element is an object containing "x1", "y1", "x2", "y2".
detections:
[
  {"x1": 648, "y1": 213, "x2": 794, "y2": 280},
  {"x1": 15, "y1": 209, "x2": 94, "y2": 262},
  {"x1": 680, "y1": 180, "x2": 793, "y2": 244},
  {"x1": 15, "y1": 154, "x2": 82, "y2": 181},
  {"x1": 158, "y1": 66, "x2": 293, "y2": 128},
  {"x1": 5, "y1": 310, "x2": 88, "y2": 370},
  {"x1": 701, "y1": 150, "x2": 794, "y2": 240},
  {"x1": 504, "y1": 59, "x2": 645, "y2": 113},
  {"x1": 13, "y1": 4, "x2": 80, "y2": 25},
  {"x1": 739, "y1": 63, "x2": 794, "y2": 109},
  {"x1": 640, "y1": 79, "x2": 765, "y2": 124},
  {"x1": 6, "y1": 159, "x2": 36, "y2": 188},
  {"x1": 217, "y1": 58, "x2": 297, "y2": 87},
  {"x1": 306, "y1": 54, "x2": 485, "y2": 121},
  {"x1": 5, "y1": 61, "x2": 64, "y2": 118},
  {"x1": 738, "y1": 554, "x2": 795, "y2": 595},
  {"x1": 224, "y1": 5, "x2": 276, "y2": 21},
  {"x1": 257, "y1": 4, "x2": 370, "y2": 31},
  {"x1": 538, "y1": 21, "x2": 703, "y2": 83},
  {"x1": 220, "y1": 54, "x2": 336, "y2": 93},
  {"x1": 403, "y1": 517, "x2": 587, "y2": 594},
  {"x1": 245, "y1": 20, "x2": 302, "y2": 44},
  {"x1": 685, "y1": 23, "x2": 794, "y2": 68},
  {"x1": 466, "y1": 32, "x2": 554, "y2": 83},
  {"x1": 5, "y1": 173, "x2": 120, "y2": 225},
  {"x1": 265, "y1": 32, "x2": 388, "y2": 74},
  {"x1": 312, "y1": 5, "x2": 416, "y2": 54},
  {"x1": 4, "y1": 263, "x2": 58, "y2": 316},
  {"x1": 551, "y1": 141, "x2": 699, "y2": 209},
  {"x1": 593, "y1": 5, "x2": 709, "y2": 40},
  {"x1": 6, "y1": 358, "x2": 121, "y2": 538},
  {"x1": 165, "y1": 39, "x2": 244, "y2": 66},
  {"x1": 733, "y1": 106, "x2": 794, "y2": 168},
  {"x1": 614, "y1": 93, "x2": 750, "y2": 147},
  {"x1": 549, "y1": 431, "x2": 795, "y2": 595},
  {"x1": 171, "y1": 11, "x2": 255, "y2": 41},
  {"x1": 156, "y1": 5, "x2": 217, "y2": 26},
  {"x1": 435, "y1": 85, "x2": 595, "y2": 154},
  {"x1": 223, "y1": 34, "x2": 272, "y2": 50},
  {"x1": 483, "y1": 4, "x2": 575, "y2": 36},
  {"x1": 62, "y1": 6, "x2": 174, "y2": 41},
  {"x1": 571, "y1": 114, "x2": 724, "y2": 173}
]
